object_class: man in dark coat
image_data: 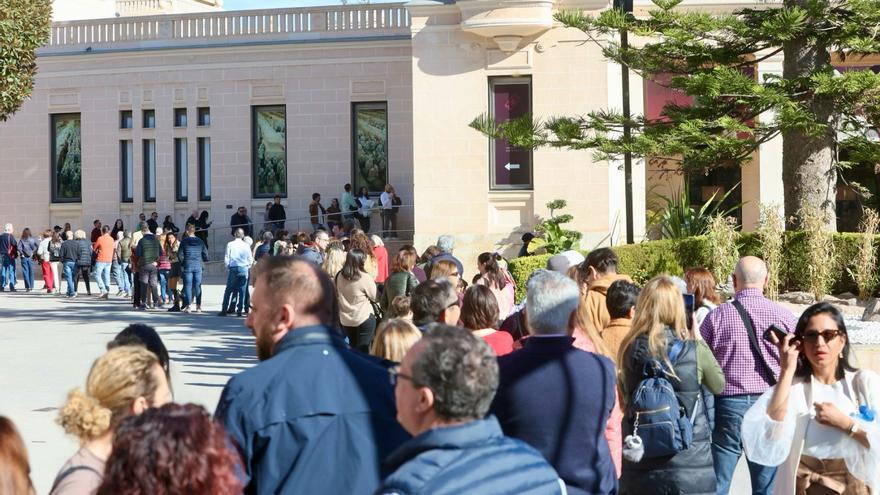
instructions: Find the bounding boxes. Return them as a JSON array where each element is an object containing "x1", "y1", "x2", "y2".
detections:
[
  {"x1": 492, "y1": 270, "x2": 618, "y2": 495},
  {"x1": 215, "y1": 257, "x2": 408, "y2": 494},
  {"x1": 267, "y1": 194, "x2": 286, "y2": 231},
  {"x1": 376, "y1": 324, "x2": 564, "y2": 495},
  {"x1": 230, "y1": 206, "x2": 253, "y2": 239},
  {"x1": 146, "y1": 211, "x2": 159, "y2": 234}
]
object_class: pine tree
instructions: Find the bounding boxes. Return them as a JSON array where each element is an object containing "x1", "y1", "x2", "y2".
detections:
[
  {"x1": 0, "y1": 0, "x2": 51, "y2": 121},
  {"x1": 471, "y1": 0, "x2": 880, "y2": 230}
]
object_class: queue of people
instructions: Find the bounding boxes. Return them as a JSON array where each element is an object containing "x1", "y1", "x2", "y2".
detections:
[{"x1": 1, "y1": 232, "x2": 879, "y2": 495}]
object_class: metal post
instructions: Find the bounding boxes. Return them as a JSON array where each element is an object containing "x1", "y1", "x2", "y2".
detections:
[{"x1": 617, "y1": 0, "x2": 635, "y2": 244}]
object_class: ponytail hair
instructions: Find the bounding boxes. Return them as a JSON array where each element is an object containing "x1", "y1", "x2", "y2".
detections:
[{"x1": 477, "y1": 252, "x2": 506, "y2": 290}]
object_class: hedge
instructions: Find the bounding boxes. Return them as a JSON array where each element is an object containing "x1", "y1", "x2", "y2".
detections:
[{"x1": 507, "y1": 232, "x2": 880, "y2": 302}]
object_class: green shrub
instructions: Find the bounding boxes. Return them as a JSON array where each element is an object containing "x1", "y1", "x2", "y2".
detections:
[{"x1": 506, "y1": 231, "x2": 878, "y2": 300}]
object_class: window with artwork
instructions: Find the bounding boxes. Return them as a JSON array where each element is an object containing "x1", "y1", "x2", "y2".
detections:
[
  {"x1": 120, "y1": 110, "x2": 133, "y2": 129},
  {"x1": 198, "y1": 137, "x2": 211, "y2": 201},
  {"x1": 252, "y1": 105, "x2": 286, "y2": 198},
  {"x1": 488, "y1": 77, "x2": 533, "y2": 189},
  {"x1": 174, "y1": 108, "x2": 187, "y2": 128},
  {"x1": 175, "y1": 138, "x2": 188, "y2": 202},
  {"x1": 51, "y1": 113, "x2": 82, "y2": 203},
  {"x1": 143, "y1": 109, "x2": 155, "y2": 129},
  {"x1": 351, "y1": 102, "x2": 388, "y2": 194},
  {"x1": 120, "y1": 140, "x2": 133, "y2": 203},
  {"x1": 143, "y1": 139, "x2": 156, "y2": 202}
]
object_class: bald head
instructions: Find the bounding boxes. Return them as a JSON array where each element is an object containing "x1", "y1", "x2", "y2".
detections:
[
  {"x1": 734, "y1": 256, "x2": 768, "y2": 291},
  {"x1": 252, "y1": 256, "x2": 336, "y2": 327}
]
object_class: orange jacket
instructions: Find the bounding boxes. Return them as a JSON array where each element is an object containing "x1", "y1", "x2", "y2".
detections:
[{"x1": 92, "y1": 234, "x2": 114, "y2": 263}]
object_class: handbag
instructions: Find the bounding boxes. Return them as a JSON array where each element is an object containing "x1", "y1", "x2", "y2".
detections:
[
  {"x1": 731, "y1": 299, "x2": 778, "y2": 386},
  {"x1": 370, "y1": 299, "x2": 384, "y2": 321}
]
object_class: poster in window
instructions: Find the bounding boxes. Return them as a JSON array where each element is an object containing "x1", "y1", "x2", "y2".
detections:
[
  {"x1": 492, "y1": 81, "x2": 532, "y2": 188},
  {"x1": 353, "y1": 103, "x2": 388, "y2": 194},
  {"x1": 252, "y1": 106, "x2": 287, "y2": 197},
  {"x1": 53, "y1": 114, "x2": 82, "y2": 201}
]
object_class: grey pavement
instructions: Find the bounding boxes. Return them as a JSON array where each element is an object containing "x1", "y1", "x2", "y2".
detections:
[
  {"x1": 0, "y1": 278, "x2": 256, "y2": 494},
  {"x1": 0, "y1": 276, "x2": 752, "y2": 494}
]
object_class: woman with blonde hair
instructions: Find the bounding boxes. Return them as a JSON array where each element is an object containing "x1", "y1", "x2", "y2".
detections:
[
  {"x1": 51, "y1": 346, "x2": 173, "y2": 495},
  {"x1": 617, "y1": 275, "x2": 725, "y2": 494},
  {"x1": 369, "y1": 318, "x2": 421, "y2": 362},
  {"x1": 322, "y1": 241, "x2": 346, "y2": 279},
  {"x1": 0, "y1": 417, "x2": 34, "y2": 495}
]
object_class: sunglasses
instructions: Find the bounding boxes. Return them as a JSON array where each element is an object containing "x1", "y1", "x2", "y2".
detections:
[{"x1": 801, "y1": 329, "x2": 843, "y2": 344}]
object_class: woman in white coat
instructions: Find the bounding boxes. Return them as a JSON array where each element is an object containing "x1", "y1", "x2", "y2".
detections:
[{"x1": 742, "y1": 302, "x2": 879, "y2": 495}]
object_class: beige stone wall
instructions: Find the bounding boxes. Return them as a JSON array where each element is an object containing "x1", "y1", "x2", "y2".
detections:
[
  {"x1": 0, "y1": 39, "x2": 412, "y2": 255},
  {"x1": 409, "y1": 4, "x2": 611, "y2": 280}
]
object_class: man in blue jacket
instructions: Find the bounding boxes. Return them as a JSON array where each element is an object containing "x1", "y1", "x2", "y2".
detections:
[
  {"x1": 492, "y1": 270, "x2": 618, "y2": 495},
  {"x1": 377, "y1": 324, "x2": 565, "y2": 495},
  {"x1": 215, "y1": 256, "x2": 409, "y2": 494}
]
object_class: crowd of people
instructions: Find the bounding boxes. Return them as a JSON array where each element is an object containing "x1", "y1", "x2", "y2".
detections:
[{"x1": 1, "y1": 218, "x2": 879, "y2": 494}]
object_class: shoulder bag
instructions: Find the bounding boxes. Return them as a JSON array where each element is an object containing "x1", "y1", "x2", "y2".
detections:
[{"x1": 731, "y1": 299, "x2": 778, "y2": 386}]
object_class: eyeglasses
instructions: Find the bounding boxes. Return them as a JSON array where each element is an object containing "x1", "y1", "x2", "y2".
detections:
[
  {"x1": 801, "y1": 329, "x2": 843, "y2": 344},
  {"x1": 388, "y1": 365, "x2": 414, "y2": 387}
]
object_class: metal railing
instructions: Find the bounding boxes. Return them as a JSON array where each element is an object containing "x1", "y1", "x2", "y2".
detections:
[{"x1": 45, "y1": 4, "x2": 411, "y2": 50}]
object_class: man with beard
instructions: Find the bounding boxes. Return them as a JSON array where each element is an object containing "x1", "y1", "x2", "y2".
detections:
[{"x1": 214, "y1": 256, "x2": 408, "y2": 494}]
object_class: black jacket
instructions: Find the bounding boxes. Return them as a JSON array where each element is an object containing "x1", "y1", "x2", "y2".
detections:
[
  {"x1": 230, "y1": 213, "x2": 253, "y2": 238},
  {"x1": 60, "y1": 240, "x2": 78, "y2": 264},
  {"x1": 75, "y1": 239, "x2": 92, "y2": 267},
  {"x1": 268, "y1": 203, "x2": 286, "y2": 222},
  {"x1": 619, "y1": 331, "x2": 716, "y2": 495}
]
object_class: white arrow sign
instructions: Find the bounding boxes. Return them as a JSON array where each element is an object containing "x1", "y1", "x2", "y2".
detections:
[{"x1": 504, "y1": 163, "x2": 521, "y2": 170}]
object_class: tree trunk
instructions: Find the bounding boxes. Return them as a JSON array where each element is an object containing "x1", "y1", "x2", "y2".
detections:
[{"x1": 781, "y1": 0, "x2": 837, "y2": 231}]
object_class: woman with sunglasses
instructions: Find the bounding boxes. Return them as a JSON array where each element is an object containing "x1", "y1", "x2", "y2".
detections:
[{"x1": 743, "y1": 302, "x2": 879, "y2": 495}]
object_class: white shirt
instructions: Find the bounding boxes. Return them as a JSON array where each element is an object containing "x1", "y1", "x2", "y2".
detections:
[
  {"x1": 224, "y1": 238, "x2": 253, "y2": 269},
  {"x1": 803, "y1": 380, "x2": 858, "y2": 457},
  {"x1": 380, "y1": 191, "x2": 393, "y2": 209}
]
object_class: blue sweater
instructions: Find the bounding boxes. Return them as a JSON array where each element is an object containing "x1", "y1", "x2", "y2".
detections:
[{"x1": 492, "y1": 335, "x2": 618, "y2": 495}]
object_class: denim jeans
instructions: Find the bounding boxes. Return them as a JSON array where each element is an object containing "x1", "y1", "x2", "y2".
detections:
[
  {"x1": 94, "y1": 262, "x2": 111, "y2": 293},
  {"x1": 713, "y1": 394, "x2": 777, "y2": 495},
  {"x1": 20, "y1": 257, "x2": 34, "y2": 289},
  {"x1": 221, "y1": 266, "x2": 248, "y2": 313},
  {"x1": 63, "y1": 261, "x2": 76, "y2": 296},
  {"x1": 116, "y1": 262, "x2": 131, "y2": 293},
  {"x1": 159, "y1": 269, "x2": 170, "y2": 302},
  {"x1": 182, "y1": 268, "x2": 202, "y2": 308},
  {"x1": 1, "y1": 255, "x2": 16, "y2": 290}
]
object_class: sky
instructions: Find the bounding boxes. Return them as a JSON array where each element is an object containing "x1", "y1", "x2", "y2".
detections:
[{"x1": 223, "y1": 0, "x2": 399, "y2": 9}]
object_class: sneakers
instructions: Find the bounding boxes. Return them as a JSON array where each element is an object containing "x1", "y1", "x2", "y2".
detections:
[
  {"x1": 167, "y1": 306, "x2": 180, "y2": 312},
  {"x1": 116, "y1": 290, "x2": 124, "y2": 296},
  {"x1": 100, "y1": 292, "x2": 109, "y2": 299},
  {"x1": 195, "y1": 306, "x2": 202, "y2": 313},
  {"x1": 182, "y1": 306, "x2": 192, "y2": 313}
]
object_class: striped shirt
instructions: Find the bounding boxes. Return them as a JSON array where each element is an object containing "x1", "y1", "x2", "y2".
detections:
[{"x1": 700, "y1": 288, "x2": 798, "y2": 396}]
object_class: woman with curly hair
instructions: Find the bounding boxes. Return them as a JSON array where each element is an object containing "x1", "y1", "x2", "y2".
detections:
[
  {"x1": 97, "y1": 403, "x2": 242, "y2": 495},
  {"x1": 50, "y1": 346, "x2": 172, "y2": 495},
  {"x1": 348, "y1": 229, "x2": 377, "y2": 278}
]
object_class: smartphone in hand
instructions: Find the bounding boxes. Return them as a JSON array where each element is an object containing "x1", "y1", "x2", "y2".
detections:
[{"x1": 763, "y1": 324, "x2": 788, "y2": 344}]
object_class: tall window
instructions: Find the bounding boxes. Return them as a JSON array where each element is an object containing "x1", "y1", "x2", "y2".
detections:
[
  {"x1": 120, "y1": 140, "x2": 133, "y2": 202},
  {"x1": 143, "y1": 109, "x2": 155, "y2": 129},
  {"x1": 252, "y1": 105, "x2": 287, "y2": 198},
  {"x1": 197, "y1": 107, "x2": 211, "y2": 126},
  {"x1": 351, "y1": 102, "x2": 388, "y2": 194},
  {"x1": 143, "y1": 139, "x2": 156, "y2": 202},
  {"x1": 120, "y1": 110, "x2": 133, "y2": 129},
  {"x1": 175, "y1": 138, "x2": 188, "y2": 202},
  {"x1": 174, "y1": 108, "x2": 187, "y2": 127},
  {"x1": 51, "y1": 113, "x2": 82, "y2": 203},
  {"x1": 198, "y1": 137, "x2": 211, "y2": 201},
  {"x1": 489, "y1": 77, "x2": 533, "y2": 189}
]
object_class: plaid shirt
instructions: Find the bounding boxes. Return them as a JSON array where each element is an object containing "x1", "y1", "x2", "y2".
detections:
[{"x1": 700, "y1": 288, "x2": 798, "y2": 396}]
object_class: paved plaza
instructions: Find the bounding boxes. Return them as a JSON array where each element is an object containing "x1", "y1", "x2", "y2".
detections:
[{"x1": 0, "y1": 279, "x2": 256, "y2": 493}]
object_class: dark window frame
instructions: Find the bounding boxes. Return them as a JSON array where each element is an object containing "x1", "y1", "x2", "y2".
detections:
[
  {"x1": 143, "y1": 109, "x2": 156, "y2": 129},
  {"x1": 174, "y1": 138, "x2": 188, "y2": 202},
  {"x1": 251, "y1": 104, "x2": 288, "y2": 199},
  {"x1": 488, "y1": 76, "x2": 534, "y2": 190},
  {"x1": 120, "y1": 140, "x2": 133, "y2": 203},
  {"x1": 197, "y1": 107, "x2": 211, "y2": 127},
  {"x1": 50, "y1": 113, "x2": 82, "y2": 204},
  {"x1": 120, "y1": 110, "x2": 133, "y2": 129},
  {"x1": 198, "y1": 137, "x2": 211, "y2": 201},
  {"x1": 350, "y1": 101, "x2": 389, "y2": 195},
  {"x1": 174, "y1": 108, "x2": 187, "y2": 128},
  {"x1": 143, "y1": 139, "x2": 156, "y2": 202}
]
